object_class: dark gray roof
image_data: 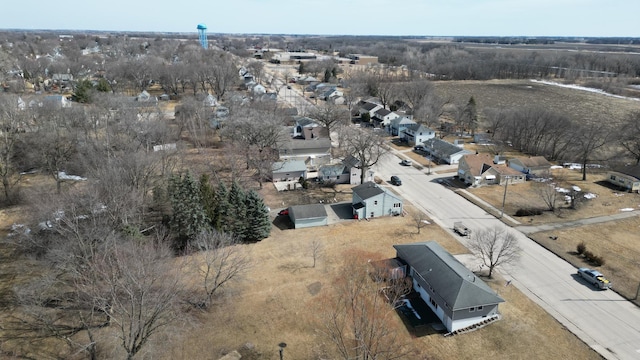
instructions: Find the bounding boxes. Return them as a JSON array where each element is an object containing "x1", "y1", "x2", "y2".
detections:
[
  {"x1": 361, "y1": 102, "x2": 379, "y2": 111},
  {"x1": 394, "y1": 241, "x2": 504, "y2": 310},
  {"x1": 342, "y1": 155, "x2": 361, "y2": 169},
  {"x1": 319, "y1": 164, "x2": 346, "y2": 177},
  {"x1": 290, "y1": 204, "x2": 327, "y2": 221},
  {"x1": 374, "y1": 108, "x2": 391, "y2": 117},
  {"x1": 612, "y1": 165, "x2": 640, "y2": 180},
  {"x1": 283, "y1": 138, "x2": 332, "y2": 151},
  {"x1": 423, "y1": 138, "x2": 468, "y2": 157},
  {"x1": 352, "y1": 181, "x2": 384, "y2": 200},
  {"x1": 405, "y1": 123, "x2": 434, "y2": 133}
]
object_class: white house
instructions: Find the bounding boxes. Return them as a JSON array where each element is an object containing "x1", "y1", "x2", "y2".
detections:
[
  {"x1": 402, "y1": 124, "x2": 436, "y2": 145},
  {"x1": 393, "y1": 241, "x2": 504, "y2": 333},
  {"x1": 607, "y1": 165, "x2": 640, "y2": 192},
  {"x1": 389, "y1": 116, "x2": 416, "y2": 136},
  {"x1": 272, "y1": 160, "x2": 307, "y2": 184},
  {"x1": 343, "y1": 155, "x2": 374, "y2": 185},
  {"x1": 373, "y1": 108, "x2": 400, "y2": 128}
]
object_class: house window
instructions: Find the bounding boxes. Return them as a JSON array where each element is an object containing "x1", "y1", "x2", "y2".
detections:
[
  {"x1": 430, "y1": 298, "x2": 437, "y2": 309},
  {"x1": 370, "y1": 212, "x2": 375, "y2": 218},
  {"x1": 393, "y1": 203, "x2": 401, "y2": 208},
  {"x1": 610, "y1": 175, "x2": 616, "y2": 180},
  {"x1": 469, "y1": 307, "x2": 476, "y2": 312},
  {"x1": 374, "y1": 200, "x2": 378, "y2": 205},
  {"x1": 477, "y1": 306, "x2": 483, "y2": 311}
]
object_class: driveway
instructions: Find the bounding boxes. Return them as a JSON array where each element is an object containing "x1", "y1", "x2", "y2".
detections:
[{"x1": 325, "y1": 201, "x2": 354, "y2": 224}]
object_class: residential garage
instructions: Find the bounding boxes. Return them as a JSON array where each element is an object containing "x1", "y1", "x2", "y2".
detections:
[{"x1": 289, "y1": 204, "x2": 328, "y2": 229}]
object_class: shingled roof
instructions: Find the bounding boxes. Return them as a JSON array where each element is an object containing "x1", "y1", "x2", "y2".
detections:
[{"x1": 394, "y1": 241, "x2": 504, "y2": 310}]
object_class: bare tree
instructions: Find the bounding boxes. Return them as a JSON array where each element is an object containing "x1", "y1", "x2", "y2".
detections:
[
  {"x1": 532, "y1": 171, "x2": 565, "y2": 213},
  {"x1": 572, "y1": 122, "x2": 611, "y2": 181},
  {"x1": 0, "y1": 95, "x2": 27, "y2": 203},
  {"x1": 411, "y1": 210, "x2": 429, "y2": 234},
  {"x1": 310, "y1": 239, "x2": 323, "y2": 268},
  {"x1": 340, "y1": 127, "x2": 388, "y2": 184},
  {"x1": 468, "y1": 226, "x2": 521, "y2": 278},
  {"x1": 308, "y1": 102, "x2": 350, "y2": 141},
  {"x1": 187, "y1": 230, "x2": 252, "y2": 309},
  {"x1": 618, "y1": 110, "x2": 640, "y2": 164},
  {"x1": 316, "y1": 250, "x2": 414, "y2": 360}
]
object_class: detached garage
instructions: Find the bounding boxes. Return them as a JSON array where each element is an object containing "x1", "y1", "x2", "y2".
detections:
[{"x1": 289, "y1": 204, "x2": 328, "y2": 229}]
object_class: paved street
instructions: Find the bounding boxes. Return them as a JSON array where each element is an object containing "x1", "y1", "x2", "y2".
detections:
[{"x1": 374, "y1": 148, "x2": 640, "y2": 360}]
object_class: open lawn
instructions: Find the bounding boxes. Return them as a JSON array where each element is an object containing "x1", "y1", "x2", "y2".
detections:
[
  {"x1": 157, "y1": 184, "x2": 601, "y2": 360},
  {"x1": 467, "y1": 168, "x2": 640, "y2": 225},
  {"x1": 529, "y1": 217, "x2": 640, "y2": 306}
]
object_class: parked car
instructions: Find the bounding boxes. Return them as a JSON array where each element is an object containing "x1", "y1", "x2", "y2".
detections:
[
  {"x1": 414, "y1": 145, "x2": 425, "y2": 151},
  {"x1": 278, "y1": 209, "x2": 289, "y2": 216},
  {"x1": 577, "y1": 268, "x2": 612, "y2": 289},
  {"x1": 390, "y1": 176, "x2": 402, "y2": 186},
  {"x1": 401, "y1": 159, "x2": 412, "y2": 166}
]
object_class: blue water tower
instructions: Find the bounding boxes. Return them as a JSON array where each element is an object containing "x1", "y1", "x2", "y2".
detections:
[{"x1": 197, "y1": 23, "x2": 208, "y2": 49}]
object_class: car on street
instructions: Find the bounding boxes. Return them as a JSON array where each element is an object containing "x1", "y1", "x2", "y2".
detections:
[
  {"x1": 278, "y1": 209, "x2": 289, "y2": 216},
  {"x1": 400, "y1": 159, "x2": 412, "y2": 166},
  {"x1": 390, "y1": 176, "x2": 402, "y2": 186},
  {"x1": 577, "y1": 267, "x2": 612, "y2": 289}
]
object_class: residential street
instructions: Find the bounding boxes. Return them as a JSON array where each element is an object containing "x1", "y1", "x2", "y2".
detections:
[{"x1": 374, "y1": 149, "x2": 640, "y2": 360}]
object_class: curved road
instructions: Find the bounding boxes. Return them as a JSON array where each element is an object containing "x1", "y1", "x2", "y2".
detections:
[{"x1": 375, "y1": 151, "x2": 640, "y2": 360}]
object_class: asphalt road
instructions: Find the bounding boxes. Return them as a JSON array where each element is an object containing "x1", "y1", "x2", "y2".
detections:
[{"x1": 375, "y1": 150, "x2": 640, "y2": 360}]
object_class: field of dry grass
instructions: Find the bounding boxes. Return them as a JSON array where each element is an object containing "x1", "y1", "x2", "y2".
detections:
[
  {"x1": 467, "y1": 168, "x2": 640, "y2": 224},
  {"x1": 529, "y1": 216, "x2": 640, "y2": 305},
  {"x1": 155, "y1": 186, "x2": 601, "y2": 360},
  {"x1": 434, "y1": 79, "x2": 640, "y2": 124}
]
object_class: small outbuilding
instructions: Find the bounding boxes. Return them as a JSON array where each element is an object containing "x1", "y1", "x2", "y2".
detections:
[
  {"x1": 289, "y1": 204, "x2": 328, "y2": 229},
  {"x1": 607, "y1": 165, "x2": 640, "y2": 192}
]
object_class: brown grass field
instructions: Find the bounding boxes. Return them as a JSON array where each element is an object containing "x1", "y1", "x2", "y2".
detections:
[
  {"x1": 433, "y1": 79, "x2": 640, "y2": 124},
  {"x1": 160, "y1": 198, "x2": 601, "y2": 360}
]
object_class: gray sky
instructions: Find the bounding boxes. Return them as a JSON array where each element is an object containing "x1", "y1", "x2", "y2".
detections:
[{"x1": 3, "y1": 0, "x2": 639, "y2": 37}]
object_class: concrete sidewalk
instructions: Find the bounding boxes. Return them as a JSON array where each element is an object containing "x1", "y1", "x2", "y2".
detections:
[{"x1": 515, "y1": 210, "x2": 640, "y2": 234}]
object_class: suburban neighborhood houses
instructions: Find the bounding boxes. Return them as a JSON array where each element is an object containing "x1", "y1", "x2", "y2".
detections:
[{"x1": 2, "y1": 28, "x2": 640, "y2": 360}]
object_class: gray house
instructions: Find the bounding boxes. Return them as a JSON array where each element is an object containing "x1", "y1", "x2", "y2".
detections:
[
  {"x1": 279, "y1": 138, "x2": 332, "y2": 171},
  {"x1": 289, "y1": 204, "x2": 328, "y2": 229},
  {"x1": 394, "y1": 241, "x2": 504, "y2": 333},
  {"x1": 389, "y1": 116, "x2": 416, "y2": 136},
  {"x1": 421, "y1": 138, "x2": 472, "y2": 165},
  {"x1": 318, "y1": 164, "x2": 349, "y2": 184},
  {"x1": 352, "y1": 182, "x2": 403, "y2": 219},
  {"x1": 272, "y1": 160, "x2": 307, "y2": 182}
]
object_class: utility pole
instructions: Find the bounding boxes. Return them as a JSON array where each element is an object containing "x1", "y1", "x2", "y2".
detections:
[{"x1": 500, "y1": 176, "x2": 511, "y2": 218}]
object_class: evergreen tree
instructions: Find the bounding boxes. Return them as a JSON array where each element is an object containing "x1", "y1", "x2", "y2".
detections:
[
  {"x1": 168, "y1": 172, "x2": 210, "y2": 248},
  {"x1": 72, "y1": 79, "x2": 94, "y2": 103},
  {"x1": 244, "y1": 190, "x2": 272, "y2": 241},
  {"x1": 463, "y1": 96, "x2": 479, "y2": 135},
  {"x1": 228, "y1": 181, "x2": 247, "y2": 239},
  {"x1": 199, "y1": 174, "x2": 217, "y2": 227},
  {"x1": 298, "y1": 61, "x2": 305, "y2": 74},
  {"x1": 213, "y1": 182, "x2": 230, "y2": 232}
]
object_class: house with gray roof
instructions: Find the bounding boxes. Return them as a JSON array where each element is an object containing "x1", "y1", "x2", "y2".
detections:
[
  {"x1": 393, "y1": 241, "x2": 504, "y2": 333},
  {"x1": 352, "y1": 182, "x2": 403, "y2": 219},
  {"x1": 288, "y1": 204, "x2": 328, "y2": 229},
  {"x1": 507, "y1": 156, "x2": 552, "y2": 176},
  {"x1": 402, "y1": 124, "x2": 435, "y2": 146},
  {"x1": 343, "y1": 155, "x2": 374, "y2": 185},
  {"x1": 318, "y1": 164, "x2": 349, "y2": 184},
  {"x1": 372, "y1": 108, "x2": 400, "y2": 128},
  {"x1": 389, "y1": 116, "x2": 416, "y2": 136},
  {"x1": 420, "y1": 138, "x2": 472, "y2": 165},
  {"x1": 279, "y1": 138, "x2": 332, "y2": 171},
  {"x1": 272, "y1": 160, "x2": 307, "y2": 183}
]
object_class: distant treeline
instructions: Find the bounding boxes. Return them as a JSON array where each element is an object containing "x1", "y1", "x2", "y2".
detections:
[{"x1": 453, "y1": 37, "x2": 640, "y2": 45}]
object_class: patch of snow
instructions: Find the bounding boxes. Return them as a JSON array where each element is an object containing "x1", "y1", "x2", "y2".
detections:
[
  {"x1": 556, "y1": 187, "x2": 570, "y2": 193},
  {"x1": 531, "y1": 79, "x2": 640, "y2": 102},
  {"x1": 584, "y1": 193, "x2": 597, "y2": 199},
  {"x1": 421, "y1": 220, "x2": 431, "y2": 225},
  {"x1": 572, "y1": 185, "x2": 581, "y2": 192},
  {"x1": 399, "y1": 299, "x2": 421, "y2": 320},
  {"x1": 620, "y1": 208, "x2": 635, "y2": 212},
  {"x1": 550, "y1": 165, "x2": 563, "y2": 169},
  {"x1": 58, "y1": 171, "x2": 87, "y2": 181}
]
